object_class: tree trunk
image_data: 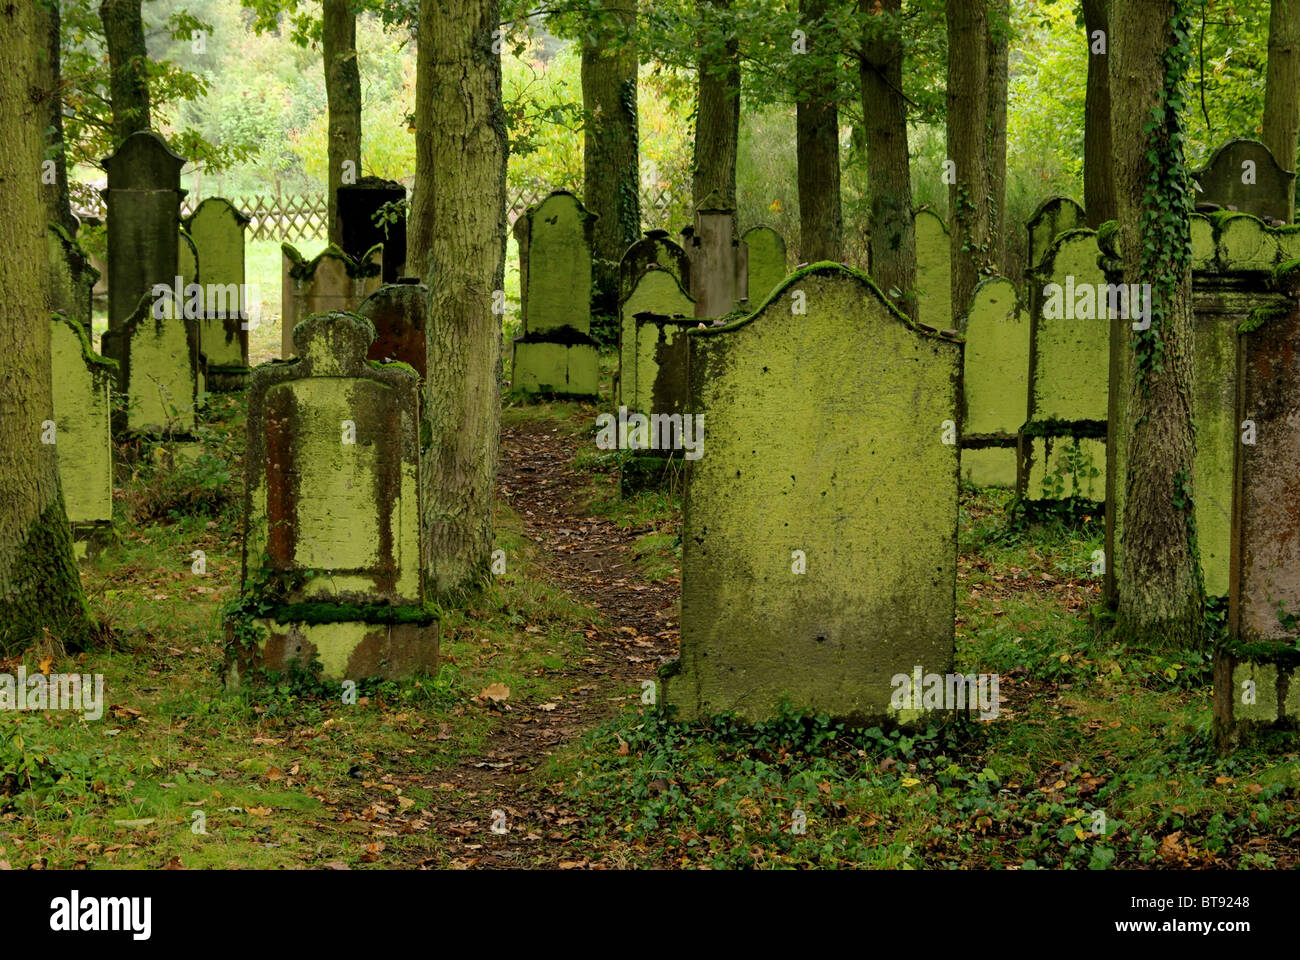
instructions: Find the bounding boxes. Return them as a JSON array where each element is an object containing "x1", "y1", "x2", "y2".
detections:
[
  {"x1": 1263, "y1": 0, "x2": 1300, "y2": 220},
  {"x1": 945, "y1": 0, "x2": 991, "y2": 317},
  {"x1": 1111, "y1": 0, "x2": 1202, "y2": 647},
  {"x1": 582, "y1": 0, "x2": 641, "y2": 315},
  {"x1": 693, "y1": 0, "x2": 740, "y2": 212},
  {"x1": 1083, "y1": 0, "x2": 1116, "y2": 227},
  {"x1": 37, "y1": 0, "x2": 76, "y2": 235},
  {"x1": 860, "y1": 0, "x2": 916, "y2": 317},
  {"x1": 0, "y1": 0, "x2": 97, "y2": 651},
  {"x1": 420, "y1": 0, "x2": 507, "y2": 600},
  {"x1": 796, "y1": 0, "x2": 843, "y2": 262},
  {"x1": 408, "y1": 11, "x2": 436, "y2": 276},
  {"x1": 986, "y1": 0, "x2": 1009, "y2": 271},
  {"x1": 323, "y1": 0, "x2": 362, "y2": 246},
  {"x1": 99, "y1": 0, "x2": 151, "y2": 145}
]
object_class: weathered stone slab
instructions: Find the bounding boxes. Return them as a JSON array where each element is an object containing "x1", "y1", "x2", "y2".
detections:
[
  {"x1": 686, "y1": 208, "x2": 744, "y2": 317},
  {"x1": 618, "y1": 265, "x2": 694, "y2": 411},
  {"x1": 47, "y1": 224, "x2": 99, "y2": 332},
  {"x1": 184, "y1": 197, "x2": 251, "y2": 390},
  {"x1": 337, "y1": 176, "x2": 407, "y2": 282},
  {"x1": 663, "y1": 264, "x2": 963, "y2": 723},
  {"x1": 1026, "y1": 196, "x2": 1086, "y2": 272},
  {"x1": 914, "y1": 208, "x2": 952, "y2": 330},
  {"x1": 280, "y1": 243, "x2": 383, "y2": 359},
  {"x1": 226, "y1": 312, "x2": 435, "y2": 685},
  {"x1": 740, "y1": 225, "x2": 787, "y2": 306},
  {"x1": 1193, "y1": 139, "x2": 1295, "y2": 224},
  {"x1": 357, "y1": 279, "x2": 428, "y2": 379},
  {"x1": 618, "y1": 230, "x2": 690, "y2": 305},
  {"x1": 959, "y1": 277, "x2": 1030, "y2": 488},
  {"x1": 100, "y1": 291, "x2": 201, "y2": 438}
]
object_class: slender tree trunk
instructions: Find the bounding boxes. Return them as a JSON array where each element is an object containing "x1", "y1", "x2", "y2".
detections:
[
  {"x1": 1111, "y1": 0, "x2": 1202, "y2": 647},
  {"x1": 859, "y1": 0, "x2": 915, "y2": 317},
  {"x1": 99, "y1": 0, "x2": 151, "y2": 145},
  {"x1": 1263, "y1": 0, "x2": 1300, "y2": 220},
  {"x1": 323, "y1": 0, "x2": 362, "y2": 246},
  {"x1": 945, "y1": 0, "x2": 991, "y2": 317},
  {"x1": 1083, "y1": 0, "x2": 1116, "y2": 227},
  {"x1": 420, "y1": 0, "x2": 507, "y2": 599},
  {"x1": 986, "y1": 0, "x2": 1009, "y2": 271},
  {"x1": 37, "y1": 0, "x2": 76, "y2": 234},
  {"x1": 797, "y1": 0, "x2": 843, "y2": 262},
  {"x1": 582, "y1": 0, "x2": 641, "y2": 315},
  {"x1": 692, "y1": 0, "x2": 740, "y2": 212},
  {"x1": 0, "y1": 0, "x2": 97, "y2": 651},
  {"x1": 408, "y1": 12, "x2": 436, "y2": 274}
]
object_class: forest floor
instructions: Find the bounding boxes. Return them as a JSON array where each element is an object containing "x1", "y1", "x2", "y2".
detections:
[{"x1": 1, "y1": 362, "x2": 1298, "y2": 870}]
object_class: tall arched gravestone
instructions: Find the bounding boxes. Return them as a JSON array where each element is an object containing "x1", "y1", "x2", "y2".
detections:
[
  {"x1": 1026, "y1": 197, "x2": 1086, "y2": 274},
  {"x1": 337, "y1": 176, "x2": 407, "y2": 282},
  {"x1": 100, "y1": 291, "x2": 202, "y2": 440},
  {"x1": 50, "y1": 315, "x2": 116, "y2": 559},
  {"x1": 1018, "y1": 228, "x2": 1108, "y2": 505},
  {"x1": 357, "y1": 279, "x2": 428, "y2": 379},
  {"x1": 1193, "y1": 139, "x2": 1295, "y2": 224},
  {"x1": 618, "y1": 230, "x2": 691, "y2": 306},
  {"x1": 1213, "y1": 263, "x2": 1300, "y2": 745},
  {"x1": 280, "y1": 243, "x2": 383, "y2": 359},
  {"x1": 47, "y1": 224, "x2": 99, "y2": 332},
  {"x1": 959, "y1": 278, "x2": 1030, "y2": 488},
  {"x1": 185, "y1": 198, "x2": 251, "y2": 390},
  {"x1": 511, "y1": 191, "x2": 599, "y2": 398},
  {"x1": 663, "y1": 264, "x2": 963, "y2": 723},
  {"x1": 225, "y1": 312, "x2": 436, "y2": 686},
  {"x1": 914, "y1": 208, "x2": 952, "y2": 330},
  {"x1": 741, "y1": 225, "x2": 788, "y2": 306}
]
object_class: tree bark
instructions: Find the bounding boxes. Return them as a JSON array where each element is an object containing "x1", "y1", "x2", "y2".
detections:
[
  {"x1": 582, "y1": 0, "x2": 641, "y2": 315},
  {"x1": 99, "y1": 0, "x2": 151, "y2": 145},
  {"x1": 986, "y1": 0, "x2": 1009, "y2": 271},
  {"x1": 796, "y1": 0, "x2": 843, "y2": 262},
  {"x1": 37, "y1": 0, "x2": 76, "y2": 235},
  {"x1": 692, "y1": 0, "x2": 740, "y2": 212},
  {"x1": 1083, "y1": 0, "x2": 1117, "y2": 227},
  {"x1": 945, "y1": 0, "x2": 991, "y2": 317},
  {"x1": 323, "y1": 0, "x2": 362, "y2": 246},
  {"x1": 1111, "y1": 0, "x2": 1202, "y2": 647},
  {"x1": 0, "y1": 0, "x2": 97, "y2": 651},
  {"x1": 420, "y1": 0, "x2": 507, "y2": 600},
  {"x1": 408, "y1": 12, "x2": 436, "y2": 276},
  {"x1": 1263, "y1": 0, "x2": 1300, "y2": 220},
  {"x1": 860, "y1": 0, "x2": 916, "y2": 317}
]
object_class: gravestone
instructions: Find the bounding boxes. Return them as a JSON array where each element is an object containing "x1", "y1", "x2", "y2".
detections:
[
  {"x1": 50, "y1": 315, "x2": 116, "y2": 559},
  {"x1": 663, "y1": 265, "x2": 963, "y2": 723},
  {"x1": 102, "y1": 131, "x2": 186, "y2": 347},
  {"x1": 100, "y1": 291, "x2": 201, "y2": 439},
  {"x1": 618, "y1": 265, "x2": 695, "y2": 411},
  {"x1": 337, "y1": 176, "x2": 407, "y2": 282},
  {"x1": 687, "y1": 207, "x2": 746, "y2": 317},
  {"x1": 914, "y1": 208, "x2": 952, "y2": 330},
  {"x1": 741, "y1": 225, "x2": 787, "y2": 305},
  {"x1": 959, "y1": 277, "x2": 1030, "y2": 488},
  {"x1": 1026, "y1": 196, "x2": 1086, "y2": 272},
  {"x1": 1213, "y1": 263, "x2": 1300, "y2": 745},
  {"x1": 225, "y1": 312, "x2": 437, "y2": 685},
  {"x1": 357, "y1": 279, "x2": 428, "y2": 379},
  {"x1": 1193, "y1": 139, "x2": 1295, "y2": 224},
  {"x1": 1018, "y1": 228, "x2": 1108, "y2": 504},
  {"x1": 47, "y1": 224, "x2": 99, "y2": 332},
  {"x1": 184, "y1": 197, "x2": 251, "y2": 390},
  {"x1": 280, "y1": 243, "x2": 383, "y2": 359},
  {"x1": 511, "y1": 191, "x2": 600, "y2": 398},
  {"x1": 618, "y1": 230, "x2": 690, "y2": 305}
]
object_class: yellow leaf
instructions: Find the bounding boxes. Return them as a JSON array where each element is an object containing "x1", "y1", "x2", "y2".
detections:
[
  {"x1": 246, "y1": 806, "x2": 272, "y2": 817},
  {"x1": 479, "y1": 683, "x2": 510, "y2": 702},
  {"x1": 901, "y1": 777, "x2": 920, "y2": 788}
]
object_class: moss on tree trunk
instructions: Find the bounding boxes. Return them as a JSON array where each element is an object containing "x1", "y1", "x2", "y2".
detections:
[
  {"x1": 99, "y1": 0, "x2": 151, "y2": 144},
  {"x1": 323, "y1": 0, "x2": 362, "y2": 246},
  {"x1": 945, "y1": 0, "x2": 991, "y2": 317}
]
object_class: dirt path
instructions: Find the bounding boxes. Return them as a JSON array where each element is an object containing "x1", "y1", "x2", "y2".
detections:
[{"x1": 408, "y1": 420, "x2": 680, "y2": 868}]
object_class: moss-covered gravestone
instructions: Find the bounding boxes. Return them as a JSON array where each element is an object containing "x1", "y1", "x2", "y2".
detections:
[
  {"x1": 50, "y1": 315, "x2": 116, "y2": 559},
  {"x1": 663, "y1": 264, "x2": 963, "y2": 723},
  {"x1": 48, "y1": 224, "x2": 99, "y2": 332},
  {"x1": 102, "y1": 131, "x2": 186, "y2": 345},
  {"x1": 184, "y1": 198, "x2": 251, "y2": 390},
  {"x1": 1193, "y1": 139, "x2": 1295, "y2": 224},
  {"x1": 618, "y1": 265, "x2": 695, "y2": 410},
  {"x1": 1018, "y1": 228, "x2": 1108, "y2": 504},
  {"x1": 1212, "y1": 264, "x2": 1300, "y2": 746},
  {"x1": 959, "y1": 278, "x2": 1030, "y2": 488},
  {"x1": 511, "y1": 191, "x2": 600, "y2": 397},
  {"x1": 1026, "y1": 197, "x2": 1086, "y2": 273},
  {"x1": 617, "y1": 230, "x2": 690, "y2": 306},
  {"x1": 280, "y1": 243, "x2": 383, "y2": 359},
  {"x1": 337, "y1": 176, "x2": 407, "y2": 282},
  {"x1": 914, "y1": 208, "x2": 952, "y2": 330},
  {"x1": 357, "y1": 279, "x2": 428, "y2": 379},
  {"x1": 226, "y1": 312, "x2": 436, "y2": 685},
  {"x1": 100, "y1": 291, "x2": 201, "y2": 439},
  {"x1": 741, "y1": 225, "x2": 787, "y2": 306}
]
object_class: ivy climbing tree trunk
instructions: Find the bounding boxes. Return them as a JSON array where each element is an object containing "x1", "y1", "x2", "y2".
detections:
[
  {"x1": 796, "y1": 0, "x2": 843, "y2": 263},
  {"x1": 323, "y1": 0, "x2": 362, "y2": 246},
  {"x1": 1263, "y1": 0, "x2": 1300, "y2": 220},
  {"x1": 1083, "y1": 0, "x2": 1116, "y2": 228},
  {"x1": 37, "y1": 0, "x2": 76, "y2": 235},
  {"x1": 945, "y1": 0, "x2": 991, "y2": 318},
  {"x1": 408, "y1": 8, "x2": 436, "y2": 275},
  {"x1": 986, "y1": 0, "x2": 1009, "y2": 272},
  {"x1": 692, "y1": 0, "x2": 740, "y2": 212},
  {"x1": 859, "y1": 0, "x2": 915, "y2": 317},
  {"x1": 99, "y1": 0, "x2": 151, "y2": 145},
  {"x1": 0, "y1": 0, "x2": 97, "y2": 651},
  {"x1": 1110, "y1": 0, "x2": 1203, "y2": 648},
  {"x1": 582, "y1": 0, "x2": 641, "y2": 315},
  {"x1": 420, "y1": 0, "x2": 507, "y2": 600}
]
